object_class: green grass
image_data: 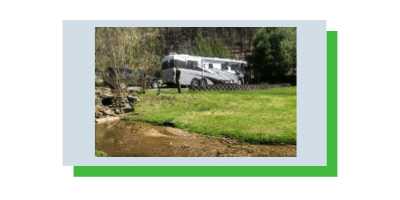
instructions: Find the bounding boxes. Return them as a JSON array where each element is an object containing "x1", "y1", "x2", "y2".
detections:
[
  {"x1": 95, "y1": 150, "x2": 108, "y2": 157},
  {"x1": 123, "y1": 87, "x2": 297, "y2": 144}
]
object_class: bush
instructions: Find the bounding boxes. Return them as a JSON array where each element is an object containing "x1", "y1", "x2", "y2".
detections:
[{"x1": 95, "y1": 150, "x2": 108, "y2": 157}]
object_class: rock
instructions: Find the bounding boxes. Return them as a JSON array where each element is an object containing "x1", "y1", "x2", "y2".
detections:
[
  {"x1": 102, "y1": 108, "x2": 115, "y2": 116},
  {"x1": 123, "y1": 103, "x2": 133, "y2": 113},
  {"x1": 96, "y1": 90, "x2": 137, "y2": 118},
  {"x1": 129, "y1": 91, "x2": 138, "y2": 96},
  {"x1": 95, "y1": 116, "x2": 120, "y2": 124},
  {"x1": 95, "y1": 112, "x2": 103, "y2": 118},
  {"x1": 127, "y1": 96, "x2": 140, "y2": 102}
]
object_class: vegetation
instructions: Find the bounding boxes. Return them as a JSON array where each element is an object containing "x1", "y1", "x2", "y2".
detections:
[
  {"x1": 95, "y1": 27, "x2": 162, "y2": 94},
  {"x1": 122, "y1": 87, "x2": 297, "y2": 144},
  {"x1": 252, "y1": 27, "x2": 297, "y2": 76},
  {"x1": 95, "y1": 150, "x2": 108, "y2": 157},
  {"x1": 95, "y1": 27, "x2": 139, "y2": 94},
  {"x1": 190, "y1": 33, "x2": 231, "y2": 58},
  {"x1": 133, "y1": 28, "x2": 163, "y2": 94},
  {"x1": 95, "y1": 27, "x2": 297, "y2": 92},
  {"x1": 159, "y1": 27, "x2": 260, "y2": 60}
]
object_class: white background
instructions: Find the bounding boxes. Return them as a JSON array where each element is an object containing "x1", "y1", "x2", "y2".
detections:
[{"x1": 1, "y1": 0, "x2": 399, "y2": 199}]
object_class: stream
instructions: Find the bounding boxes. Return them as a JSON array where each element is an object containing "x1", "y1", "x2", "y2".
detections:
[{"x1": 95, "y1": 120, "x2": 296, "y2": 157}]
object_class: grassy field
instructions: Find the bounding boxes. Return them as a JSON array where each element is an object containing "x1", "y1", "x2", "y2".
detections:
[{"x1": 122, "y1": 86, "x2": 297, "y2": 144}]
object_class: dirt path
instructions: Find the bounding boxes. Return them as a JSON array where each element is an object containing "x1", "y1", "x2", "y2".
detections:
[{"x1": 95, "y1": 120, "x2": 296, "y2": 157}]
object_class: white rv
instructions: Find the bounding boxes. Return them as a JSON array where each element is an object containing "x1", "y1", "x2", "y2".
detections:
[{"x1": 161, "y1": 53, "x2": 247, "y2": 87}]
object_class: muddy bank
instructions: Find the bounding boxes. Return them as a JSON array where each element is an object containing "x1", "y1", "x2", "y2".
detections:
[{"x1": 95, "y1": 121, "x2": 296, "y2": 157}]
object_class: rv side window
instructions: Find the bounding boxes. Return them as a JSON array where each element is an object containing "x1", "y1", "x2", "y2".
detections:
[
  {"x1": 231, "y1": 64, "x2": 239, "y2": 71},
  {"x1": 175, "y1": 60, "x2": 186, "y2": 69},
  {"x1": 209, "y1": 63, "x2": 213, "y2": 69},
  {"x1": 187, "y1": 61, "x2": 192, "y2": 69},
  {"x1": 222, "y1": 62, "x2": 228, "y2": 70},
  {"x1": 182, "y1": 60, "x2": 187, "y2": 69},
  {"x1": 213, "y1": 62, "x2": 221, "y2": 69},
  {"x1": 186, "y1": 61, "x2": 197, "y2": 69}
]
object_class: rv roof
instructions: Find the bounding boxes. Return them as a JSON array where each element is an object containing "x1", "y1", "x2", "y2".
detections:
[{"x1": 162, "y1": 54, "x2": 247, "y2": 64}]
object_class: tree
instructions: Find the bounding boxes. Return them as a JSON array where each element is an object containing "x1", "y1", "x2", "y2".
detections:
[
  {"x1": 95, "y1": 27, "x2": 139, "y2": 94},
  {"x1": 280, "y1": 28, "x2": 297, "y2": 74},
  {"x1": 190, "y1": 33, "x2": 231, "y2": 58},
  {"x1": 211, "y1": 37, "x2": 230, "y2": 58},
  {"x1": 190, "y1": 33, "x2": 213, "y2": 57},
  {"x1": 252, "y1": 27, "x2": 297, "y2": 76},
  {"x1": 95, "y1": 27, "x2": 163, "y2": 94},
  {"x1": 133, "y1": 28, "x2": 162, "y2": 94}
]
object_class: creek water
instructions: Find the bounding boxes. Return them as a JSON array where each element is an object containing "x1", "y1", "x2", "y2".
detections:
[{"x1": 95, "y1": 120, "x2": 296, "y2": 157}]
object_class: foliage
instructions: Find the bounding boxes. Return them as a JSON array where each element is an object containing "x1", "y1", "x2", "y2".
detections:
[
  {"x1": 95, "y1": 27, "x2": 296, "y2": 91},
  {"x1": 123, "y1": 87, "x2": 297, "y2": 144},
  {"x1": 95, "y1": 78, "x2": 103, "y2": 87},
  {"x1": 211, "y1": 38, "x2": 231, "y2": 58},
  {"x1": 95, "y1": 27, "x2": 140, "y2": 94},
  {"x1": 133, "y1": 28, "x2": 162, "y2": 94},
  {"x1": 280, "y1": 29, "x2": 297, "y2": 67},
  {"x1": 95, "y1": 150, "x2": 108, "y2": 157},
  {"x1": 162, "y1": 27, "x2": 260, "y2": 60},
  {"x1": 190, "y1": 33, "x2": 213, "y2": 57},
  {"x1": 190, "y1": 33, "x2": 231, "y2": 58},
  {"x1": 252, "y1": 27, "x2": 297, "y2": 76},
  {"x1": 95, "y1": 27, "x2": 164, "y2": 94}
]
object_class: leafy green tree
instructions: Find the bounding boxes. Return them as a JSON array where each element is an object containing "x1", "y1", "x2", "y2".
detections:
[
  {"x1": 280, "y1": 28, "x2": 297, "y2": 68},
  {"x1": 190, "y1": 33, "x2": 213, "y2": 57},
  {"x1": 252, "y1": 27, "x2": 296, "y2": 76},
  {"x1": 212, "y1": 38, "x2": 231, "y2": 58},
  {"x1": 190, "y1": 33, "x2": 231, "y2": 58}
]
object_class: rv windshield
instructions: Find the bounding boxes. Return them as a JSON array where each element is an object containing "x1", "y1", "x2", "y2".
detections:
[
  {"x1": 162, "y1": 61, "x2": 169, "y2": 70},
  {"x1": 230, "y1": 63, "x2": 239, "y2": 71},
  {"x1": 162, "y1": 59, "x2": 174, "y2": 70}
]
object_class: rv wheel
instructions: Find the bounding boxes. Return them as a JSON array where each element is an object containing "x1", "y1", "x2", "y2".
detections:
[
  {"x1": 200, "y1": 78, "x2": 207, "y2": 86},
  {"x1": 191, "y1": 78, "x2": 200, "y2": 87}
]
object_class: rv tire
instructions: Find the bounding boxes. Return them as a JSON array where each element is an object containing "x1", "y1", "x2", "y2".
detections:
[
  {"x1": 191, "y1": 78, "x2": 200, "y2": 87},
  {"x1": 200, "y1": 78, "x2": 207, "y2": 86}
]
